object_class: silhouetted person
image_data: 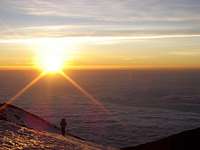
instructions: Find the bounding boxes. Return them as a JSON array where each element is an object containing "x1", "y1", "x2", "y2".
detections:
[{"x1": 60, "y1": 118, "x2": 67, "y2": 136}]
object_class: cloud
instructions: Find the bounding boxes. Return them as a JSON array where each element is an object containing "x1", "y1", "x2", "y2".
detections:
[
  {"x1": 0, "y1": 0, "x2": 200, "y2": 40},
  {"x1": 2, "y1": 0, "x2": 200, "y2": 22},
  {"x1": 0, "y1": 34, "x2": 200, "y2": 46},
  {"x1": 170, "y1": 51, "x2": 200, "y2": 56},
  {"x1": 0, "y1": 23, "x2": 200, "y2": 40}
]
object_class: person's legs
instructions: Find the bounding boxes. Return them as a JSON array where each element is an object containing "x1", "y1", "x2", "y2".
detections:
[{"x1": 61, "y1": 127, "x2": 65, "y2": 136}]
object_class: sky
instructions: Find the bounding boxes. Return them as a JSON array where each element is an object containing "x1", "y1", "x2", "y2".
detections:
[{"x1": 0, "y1": 0, "x2": 200, "y2": 69}]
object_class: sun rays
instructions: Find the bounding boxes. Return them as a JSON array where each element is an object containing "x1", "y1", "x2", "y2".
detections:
[
  {"x1": 0, "y1": 72, "x2": 46, "y2": 112},
  {"x1": 59, "y1": 71, "x2": 109, "y2": 112},
  {"x1": 0, "y1": 70, "x2": 109, "y2": 114}
]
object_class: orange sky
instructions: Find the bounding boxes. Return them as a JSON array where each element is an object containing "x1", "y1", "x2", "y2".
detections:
[{"x1": 0, "y1": 1, "x2": 200, "y2": 69}]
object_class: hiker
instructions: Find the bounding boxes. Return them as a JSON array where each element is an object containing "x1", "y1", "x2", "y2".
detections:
[{"x1": 60, "y1": 118, "x2": 67, "y2": 136}]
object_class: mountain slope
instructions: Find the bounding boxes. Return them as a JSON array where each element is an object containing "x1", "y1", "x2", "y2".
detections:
[
  {"x1": 0, "y1": 103, "x2": 59, "y2": 134},
  {"x1": 0, "y1": 120, "x2": 116, "y2": 150},
  {"x1": 0, "y1": 104, "x2": 117, "y2": 150}
]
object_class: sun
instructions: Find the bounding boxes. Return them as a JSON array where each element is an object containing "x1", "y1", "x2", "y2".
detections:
[
  {"x1": 33, "y1": 38, "x2": 76, "y2": 73},
  {"x1": 38, "y1": 52, "x2": 64, "y2": 73},
  {"x1": 34, "y1": 39, "x2": 70, "y2": 73}
]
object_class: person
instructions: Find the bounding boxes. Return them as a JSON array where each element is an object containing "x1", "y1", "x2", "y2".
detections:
[{"x1": 60, "y1": 118, "x2": 67, "y2": 136}]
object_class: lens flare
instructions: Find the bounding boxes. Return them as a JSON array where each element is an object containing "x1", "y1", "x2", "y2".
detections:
[
  {"x1": 0, "y1": 72, "x2": 45, "y2": 112},
  {"x1": 59, "y1": 71, "x2": 109, "y2": 113}
]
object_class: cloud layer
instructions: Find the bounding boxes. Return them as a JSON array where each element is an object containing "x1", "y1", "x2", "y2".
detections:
[{"x1": 0, "y1": 0, "x2": 200, "y2": 38}]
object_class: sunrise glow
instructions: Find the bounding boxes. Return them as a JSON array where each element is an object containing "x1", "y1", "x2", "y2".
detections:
[
  {"x1": 34, "y1": 39, "x2": 70, "y2": 73},
  {"x1": 38, "y1": 52, "x2": 64, "y2": 72},
  {"x1": 0, "y1": 1, "x2": 200, "y2": 69}
]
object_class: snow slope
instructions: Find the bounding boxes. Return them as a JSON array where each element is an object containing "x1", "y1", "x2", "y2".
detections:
[
  {"x1": 0, "y1": 104, "x2": 117, "y2": 150},
  {"x1": 0, "y1": 120, "x2": 117, "y2": 150},
  {"x1": 0, "y1": 103, "x2": 59, "y2": 134}
]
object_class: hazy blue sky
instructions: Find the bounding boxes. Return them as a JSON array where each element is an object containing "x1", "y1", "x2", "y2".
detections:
[{"x1": 0, "y1": 0, "x2": 200, "y2": 68}]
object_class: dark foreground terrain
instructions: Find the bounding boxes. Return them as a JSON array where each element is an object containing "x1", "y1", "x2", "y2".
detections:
[{"x1": 123, "y1": 127, "x2": 200, "y2": 150}]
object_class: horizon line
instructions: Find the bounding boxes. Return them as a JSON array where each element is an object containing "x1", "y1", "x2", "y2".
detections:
[{"x1": 0, "y1": 65, "x2": 199, "y2": 71}]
